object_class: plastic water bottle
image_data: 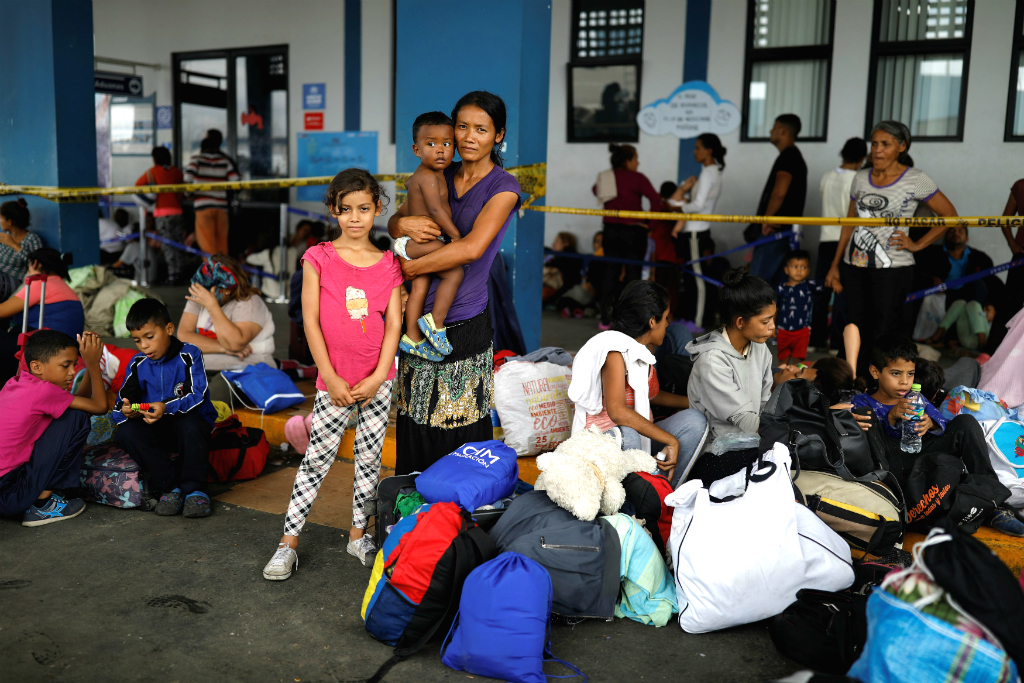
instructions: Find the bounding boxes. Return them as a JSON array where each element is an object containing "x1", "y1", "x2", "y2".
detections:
[{"x1": 900, "y1": 383, "x2": 925, "y2": 454}]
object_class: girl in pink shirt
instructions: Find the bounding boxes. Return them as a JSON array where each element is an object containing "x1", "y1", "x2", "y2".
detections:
[{"x1": 263, "y1": 169, "x2": 404, "y2": 579}]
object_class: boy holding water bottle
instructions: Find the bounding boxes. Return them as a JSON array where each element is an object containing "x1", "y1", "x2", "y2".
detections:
[{"x1": 851, "y1": 333, "x2": 1024, "y2": 536}]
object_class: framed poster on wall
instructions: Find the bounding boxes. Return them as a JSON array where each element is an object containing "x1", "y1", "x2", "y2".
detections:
[
  {"x1": 296, "y1": 131, "x2": 378, "y2": 202},
  {"x1": 567, "y1": 63, "x2": 641, "y2": 142}
]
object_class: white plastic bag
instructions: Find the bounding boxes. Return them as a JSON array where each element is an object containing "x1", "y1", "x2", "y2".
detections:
[
  {"x1": 666, "y1": 443, "x2": 854, "y2": 633},
  {"x1": 912, "y1": 292, "x2": 946, "y2": 341},
  {"x1": 494, "y1": 361, "x2": 574, "y2": 456}
]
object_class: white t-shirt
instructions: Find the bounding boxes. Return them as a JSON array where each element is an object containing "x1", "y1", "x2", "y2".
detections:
[
  {"x1": 98, "y1": 218, "x2": 129, "y2": 254},
  {"x1": 676, "y1": 164, "x2": 722, "y2": 233},
  {"x1": 818, "y1": 167, "x2": 857, "y2": 242},
  {"x1": 183, "y1": 295, "x2": 276, "y2": 356},
  {"x1": 844, "y1": 167, "x2": 939, "y2": 270}
]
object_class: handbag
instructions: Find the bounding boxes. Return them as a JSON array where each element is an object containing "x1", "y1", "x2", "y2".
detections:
[
  {"x1": 666, "y1": 443, "x2": 855, "y2": 633},
  {"x1": 220, "y1": 362, "x2": 305, "y2": 414}
]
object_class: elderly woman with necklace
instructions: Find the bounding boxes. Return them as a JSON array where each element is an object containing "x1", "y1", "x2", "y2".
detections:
[{"x1": 824, "y1": 120, "x2": 957, "y2": 375}]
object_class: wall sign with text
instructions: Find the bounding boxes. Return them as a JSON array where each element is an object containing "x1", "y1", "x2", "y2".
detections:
[
  {"x1": 303, "y1": 83, "x2": 325, "y2": 110},
  {"x1": 636, "y1": 81, "x2": 740, "y2": 139}
]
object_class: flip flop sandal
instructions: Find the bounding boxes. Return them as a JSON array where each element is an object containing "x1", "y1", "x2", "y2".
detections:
[
  {"x1": 399, "y1": 334, "x2": 444, "y2": 361},
  {"x1": 417, "y1": 313, "x2": 453, "y2": 355}
]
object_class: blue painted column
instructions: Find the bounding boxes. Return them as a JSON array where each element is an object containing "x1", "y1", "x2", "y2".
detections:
[
  {"x1": 0, "y1": 0, "x2": 99, "y2": 266},
  {"x1": 678, "y1": 0, "x2": 712, "y2": 182},
  {"x1": 395, "y1": 0, "x2": 550, "y2": 352},
  {"x1": 344, "y1": 0, "x2": 361, "y2": 131}
]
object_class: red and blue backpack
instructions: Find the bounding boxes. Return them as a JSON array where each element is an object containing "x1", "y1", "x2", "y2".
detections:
[{"x1": 361, "y1": 501, "x2": 496, "y2": 657}]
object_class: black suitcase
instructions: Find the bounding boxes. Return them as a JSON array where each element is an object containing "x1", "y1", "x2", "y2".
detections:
[{"x1": 367, "y1": 473, "x2": 507, "y2": 550}]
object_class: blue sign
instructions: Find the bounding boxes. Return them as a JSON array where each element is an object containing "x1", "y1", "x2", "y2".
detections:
[
  {"x1": 296, "y1": 131, "x2": 377, "y2": 202},
  {"x1": 303, "y1": 83, "x2": 325, "y2": 110},
  {"x1": 156, "y1": 106, "x2": 173, "y2": 130}
]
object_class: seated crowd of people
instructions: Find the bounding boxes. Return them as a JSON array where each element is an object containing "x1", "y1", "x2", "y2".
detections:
[{"x1": 3, "y1": 104, "x2": 1024, "y2": 606}]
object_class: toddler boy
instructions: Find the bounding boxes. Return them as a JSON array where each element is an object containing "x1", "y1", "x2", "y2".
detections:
[
  {"x1": 774, "y1": 250, "x2": 822, "y2": 364},
  {"x1": 113, "y1": 299, "x2": 217, "y2": 518},
  {"x1": 394, "y1": 111, "x2": 464, "y2": 362},
  {"x1": 851, "y1": 333, "x2": 1024, "y2": 536},
  {"x1": 0, "y1": 330, "x2": 109, "y2": 526}
]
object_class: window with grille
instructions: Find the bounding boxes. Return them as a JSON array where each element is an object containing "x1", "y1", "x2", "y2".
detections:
[
  {"x1": 568, "y1": 0, "x2": 644, "y2": 142},
  {"x1": 742, "y1": 0, "x2": 836, "y2": 141},
  {"x1": 866, "y1": 0, "x2": 974, "y2": 141},
  {"x1": 1004, "y1": 1, "x2": 1024, "y2": 141},
  {"x1": 572, "y1": 1, "x2": 644, "y2": 63}
]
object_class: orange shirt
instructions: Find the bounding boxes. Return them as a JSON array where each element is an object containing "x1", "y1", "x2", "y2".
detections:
[{"x1": 135, "y1": 165, "x2": 184, "y2": 216}]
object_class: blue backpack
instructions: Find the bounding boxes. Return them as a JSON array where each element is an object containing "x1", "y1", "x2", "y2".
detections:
[
  {"x1": 416, "y1": 440, "x2": 518, "y2": 512},
  {"x1": 441, "y1": 552, "x2": 586, "y2": 683}
]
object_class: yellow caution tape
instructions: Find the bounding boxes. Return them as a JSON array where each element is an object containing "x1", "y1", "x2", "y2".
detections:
[
  {"x1": 0, "y1": 163, "x2": 547, "y2": 204},
  {"x1": 520, "y1": 205, "x2": 1018, "y2": 229},
  {"x1": 6, "y1": 162, "x2": 1013, "y2": 228}
]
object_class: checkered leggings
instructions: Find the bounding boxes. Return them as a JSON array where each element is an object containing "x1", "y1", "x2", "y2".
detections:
[{"x1": 283, "y1": 381, "x2": 392, "y2": 536}]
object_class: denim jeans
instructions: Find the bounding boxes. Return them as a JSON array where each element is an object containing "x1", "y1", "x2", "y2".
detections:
[{"x1": 619, "y1": 408, "x2": 709, "y2": 488}]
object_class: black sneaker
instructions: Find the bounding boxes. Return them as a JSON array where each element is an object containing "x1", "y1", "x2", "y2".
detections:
[
  {"x1": 182, "y1": 492, "x2": 212, "y2": 518},
  {"x1": 155, "y1": 491, "x2": 183, "y2": 516}
]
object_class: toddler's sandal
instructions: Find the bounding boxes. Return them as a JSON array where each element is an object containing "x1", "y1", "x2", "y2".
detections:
[
  {"x1": 399, "y1": 334, "x2": 444, "y2": 361},
  {"x1": 417, "y1": 313, "x2": 453, "y2": 355}
]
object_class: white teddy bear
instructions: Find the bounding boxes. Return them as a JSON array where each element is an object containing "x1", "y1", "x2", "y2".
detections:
[{"x1": 534, "y1": 427, "x2": 657, "y2": 521}]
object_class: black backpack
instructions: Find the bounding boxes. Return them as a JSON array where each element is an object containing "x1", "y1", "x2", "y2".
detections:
[
  {"x1": 760, "y1": 380, "x2": 880, "y2": 483},
  {"x1": 905, "y1": 453, "x2": 1009, "y2": 534}
]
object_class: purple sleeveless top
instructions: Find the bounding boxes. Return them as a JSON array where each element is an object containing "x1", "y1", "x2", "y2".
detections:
[{"x1": 423, "y1": 162, "x2": 522, "y2": 323}]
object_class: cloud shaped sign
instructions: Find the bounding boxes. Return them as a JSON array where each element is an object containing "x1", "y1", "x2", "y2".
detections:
[{"x1": 636, "y1": 81, "x2": 741, "y2": 138}]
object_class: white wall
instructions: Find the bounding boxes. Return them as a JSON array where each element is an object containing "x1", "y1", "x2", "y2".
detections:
[
  {"x1": 93, "y1": 0, "x2": 1023, "y2": 270},
  {"x1": 704, "y1": 0, "x2": 1018, "y2": 271},
  {"x1": 92, "y1": 0, "x2": 397, "y2": 221},
  {"x1": 544, "y1": 0, "x2": 687, "y2": 249}
]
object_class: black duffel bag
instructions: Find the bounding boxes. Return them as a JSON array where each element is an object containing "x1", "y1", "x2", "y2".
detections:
[{"x1": 760, "y1": 379, "x2": 878, "y2": 482}]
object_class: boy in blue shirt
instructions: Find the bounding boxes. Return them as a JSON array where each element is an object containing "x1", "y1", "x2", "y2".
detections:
[
  {"x1": 851, "y1": 333, "x2": 1023, "y2": 536},
  {"x1": 774, "y1": 250, "x2": 822, "y2": 364},
  {"x1": 113, "y1": 299, "x2": 217, "y2": 518}
]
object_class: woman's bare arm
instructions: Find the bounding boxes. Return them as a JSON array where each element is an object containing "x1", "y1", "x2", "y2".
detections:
[
  {"x1": 402, "y1": 192, "x2": 519, "y2": 279},
  {"x1": 387, "y1": 200, "x2": 442, "y2": 243}
]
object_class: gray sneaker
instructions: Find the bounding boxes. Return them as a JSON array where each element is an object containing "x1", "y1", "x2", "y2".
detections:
[
  {"x1": 263, "y1": 544, "x2": 298, "y2": 581},
  {"x1": 347, "y1": 535, "x2": 377, "y2": 567}
]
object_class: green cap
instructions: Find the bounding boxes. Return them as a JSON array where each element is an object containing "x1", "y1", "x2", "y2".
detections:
[{"x1": 911, "y1": 383, "x2": 921, "y2": 391}]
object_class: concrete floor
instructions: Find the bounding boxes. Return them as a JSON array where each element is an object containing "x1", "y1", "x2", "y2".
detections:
[
  {"x1": 1, "y1": 502, "x2": 797, "y2": 683},
  {"x1": 0, "y1": 291, "x2": 809, "y2": 683}
]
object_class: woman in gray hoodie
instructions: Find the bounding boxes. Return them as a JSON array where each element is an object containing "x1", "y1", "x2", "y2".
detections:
[{"x1": 686, "y1": 269, "x2": 777, "y2": 445}]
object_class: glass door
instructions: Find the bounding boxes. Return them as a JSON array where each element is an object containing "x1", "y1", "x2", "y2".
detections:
[{"x1": 172, "y1": 46, "x2": 289, "y2": 254}]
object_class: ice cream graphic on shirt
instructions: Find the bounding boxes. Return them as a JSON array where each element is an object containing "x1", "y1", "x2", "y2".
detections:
[{"x1": 346, "y1": 286, "x2": 369, "y2": 332}]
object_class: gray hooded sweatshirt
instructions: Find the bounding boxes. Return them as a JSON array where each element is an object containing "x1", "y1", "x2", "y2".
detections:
[{"x1": 685, "y1": 329, "x2": 773, "y2": 443}]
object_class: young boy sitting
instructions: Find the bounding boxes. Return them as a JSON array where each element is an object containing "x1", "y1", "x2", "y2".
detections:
[
  {"x1": 851, "y1": 333, "x2": 1024, "y2": 536},
  {"x1": 774, "y1": 250, "x2": 822, "y2": 364},
  {"x1": 113, "y1": 299, "x2": 218, "y2": 518},
  {"x1": 394, "y1": 111, "x2": 464, "y2": 362},
  {"x1": 0, "y1": 330, "x2": 109, "y2": 526}
]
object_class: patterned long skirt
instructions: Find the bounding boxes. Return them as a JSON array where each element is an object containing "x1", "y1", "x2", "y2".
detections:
[{"x1": 394, "y1": 309, "x2": 494, "y2": 475}]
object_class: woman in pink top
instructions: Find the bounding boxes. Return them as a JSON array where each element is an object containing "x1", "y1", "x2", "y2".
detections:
[{"x1": 263, "y1": 169, "x2": 404, "y2": 579}]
